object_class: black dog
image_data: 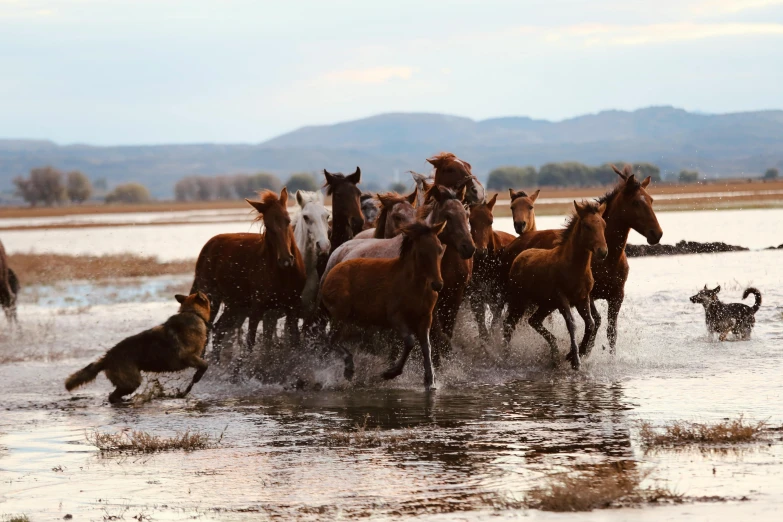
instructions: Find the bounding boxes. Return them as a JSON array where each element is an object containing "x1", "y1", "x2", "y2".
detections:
[{"x1": 690, "y1": 285, "x2": 761, "y2": 341}]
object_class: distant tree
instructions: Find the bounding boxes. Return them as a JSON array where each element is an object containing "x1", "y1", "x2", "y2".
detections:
[
  {"x1": 193, "y1": 177, "x2": 216, "y2": 201},
  {"x1": 538, "y1": 162, "x2": 592, "y2": 187},
  {"x1": 105, "y1": 183, "x2": 152, "y2": 204},
  {"x1": 634, "y1": 163, "x2": 662, "y2": 183},
  {"x1": 13, "y1": 166, "x2": 67, "y2": 206},
  {"x1": 285, "y1": 173, "x2": 318, "y2": 193},
  {"x1": 66, "y1": 170, "x2": 92, "y2": 203},
  {"x1": 174, "y1": 177, "x2": 197, "y2": 201},
  {"x1": 215, "y1": 177, "x2": 233, "y2": 200},
  {"x1": 233, "y1": 172, "x2": 282, "y2": 199},
  {"x1": 486, "y1": 166, "x2": 537, "y2": 190},
  {"x1": 764, "y1": 168, "x2": 779, "y2": 180},
  {"x1": 678, "y1": 170, "x2": 700, "y2": 183},
  {"x1": 388, "y1": 181, "x2": 408, "y2": 193}
]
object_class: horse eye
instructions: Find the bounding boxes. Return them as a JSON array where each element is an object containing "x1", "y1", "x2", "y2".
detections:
[
  {"x1": 304, "y1": 215, "x2": 311, "y2": 223},
  {"x1": 530, "y1": 206, "x2": 534, "y2": 210}
]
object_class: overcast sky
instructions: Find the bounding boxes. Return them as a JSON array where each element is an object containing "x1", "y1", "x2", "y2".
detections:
[{"x1": 2, "y1": 0, "x2": 782, "y2": 145}]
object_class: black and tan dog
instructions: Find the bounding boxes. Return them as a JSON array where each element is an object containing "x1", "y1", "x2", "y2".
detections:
[
  {"x1": 690, "y1": 285, "x2": 762, "y2": 341},
  {"x1": 65, "y1": 292, "x2": 211, "y2": 403}
]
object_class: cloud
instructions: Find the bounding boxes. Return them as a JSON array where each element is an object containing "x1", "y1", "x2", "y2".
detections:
[
  {"x1": 514, "y1": 22, "x2": 783, "y2": 47},
  {"x1": 689, "y1": 0, "x2": 783, "y2": 14},
  {"x1": 322, "y1": 66, "x2": 414, "y2": 85}
]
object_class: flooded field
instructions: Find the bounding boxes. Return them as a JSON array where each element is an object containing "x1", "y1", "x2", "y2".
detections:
[{"x1": 1, "y1": 209, "x2": 783, "y2": 520}]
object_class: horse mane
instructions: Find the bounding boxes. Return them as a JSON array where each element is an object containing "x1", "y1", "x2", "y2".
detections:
[
  {"x1": 298, "y1": 190, "x2": 322, "y2": 206},
  {"x1": 417, "y1": 185, "x2": 459, "y2": 220},
  {"x1": 428, "y1": 152, "x2": 458, "y2": 165},
  {"x1": 556, "y1": 201, "x2": 601, "y2": 246},
  {"x1": 510, "y1": 190, "x2": 529, "y2": 201},
  {"x1": 399, "y1": 221, "x2": 434, "y2": 259}
]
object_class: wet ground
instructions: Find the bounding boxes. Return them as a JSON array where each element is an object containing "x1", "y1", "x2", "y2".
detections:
[{"x1": 1, "y1": 210, "x2": 783, "y2": 520}]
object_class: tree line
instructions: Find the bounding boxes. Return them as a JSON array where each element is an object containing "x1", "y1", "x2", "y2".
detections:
[
  {"x1": 12, "y1": 166, "x2": 150, "y2": 206},
  {"x1": 486, "y1": 162, "x2": 662, "y2": 190},
  {"x1": 174, "y1": 172, "x2": 319, "y2": 201}
]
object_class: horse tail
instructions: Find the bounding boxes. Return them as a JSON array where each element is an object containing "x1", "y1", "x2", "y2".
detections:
[
  {"x1": 8, "y1": 268, "x2": 19, "y2": 296},
  {"x1": 743, "y1": 287, "x2": 762, "y2": 314},
  {"x1": 65, "y1": 356, "x2": 105, "y2": 391}
]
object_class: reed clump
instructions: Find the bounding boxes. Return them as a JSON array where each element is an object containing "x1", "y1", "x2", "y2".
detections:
[
  {"x1": 87, "y1": 428, "x2": 223, "y2": 453},
  {"x1": 638, "y1": 415, "x2": 767, "y2": 447}
]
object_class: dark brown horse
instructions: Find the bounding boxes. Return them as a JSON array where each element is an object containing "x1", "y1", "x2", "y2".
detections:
[
  {"x1": 465, "y1": 194, "x2": 518, "y2": 338},
  {"x1": 324, "y1": 168, "x2": 364, "y2": 252},
  {"x1": 360, "y1": 192, "x2": 379, "y2": 230},
  {"x1": 427, "y1": 152, "x2": 486, "y2": 204},
  {"x1": 190, "y1": 188, "x2": 305, "y2": 361},
  {"x1": 503, "y1": 201, "x2": 607, "y2": 370},
  {"x1": 419, "y1": 185, "x2": 476, "y2": 361},
  {"x1": 500, "y1": 165, "x2": 662, "y2": 353},
  {"x1": 321, "y1": 221, "x2": 446, "y2": 390},
  {"x1": 0, "y1": 239, "x2": 18, "y2": 325}
]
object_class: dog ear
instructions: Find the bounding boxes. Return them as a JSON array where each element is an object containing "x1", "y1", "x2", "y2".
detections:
[
  {"x1": 174, "y1": 294, "x2": 187, "y2": 304},
  {"x1": 713, "y1": 285, "x2": 721, "y2": 293},
  {"x1": 197, "y1": 291, "x2": 209, "y2": 303},
  {"x1": 703, "y1": 284, "x2": 708, "y2": 290}
]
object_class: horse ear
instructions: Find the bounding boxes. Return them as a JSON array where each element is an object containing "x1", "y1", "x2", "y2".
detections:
[
  {"x1": 573, "y1": 200, "x2": 585, "y2": 217},
  {"x1": 279, "y1": 187, "x2": 289, "y2": 206},
  {"x1": 641, "y1": 176, "x2": 651, "y2": 188},
  {"x1": 487, "y1": 193, "x2": 498, "y2": 210},
  {"x1": 431, "y1": 220, "x2": 447, "y2": 236},
  {"x1": 323, "y1": 169, "x2": 335, "y2": 185},
  {"x1": 174, "y1": 294, "x2": 186, "y2": 304},
  {"x1": 530, "y1": 189, "x2": 541, "y2": 202},
  {"x1": 456, "y1": 184, "x2": 467, "y2": 202},
  {"x1": 626, "y1": 174, "x2": 637, "y2": 186},
  {"x1": 245, "y1": 198, "x2": 265, "y2": 214},
  {"x1": 296, "y1": 190, "x2": 305, "y2": 207},
  {"x1": 347, "y1": 167, "x2": 361, "y2": 185},
  {"x1": 598, "y1": 202, "x2": 607, "y2": 215},
  {"x1": 508, "y1": 188, "x2": 515, "y2": 201},
  {"x1": 406, "y1": 186, "x2": 418, "y2": 206},
  {"x1": 611, "y1": 164, "x2": 627, "y2": 180}
]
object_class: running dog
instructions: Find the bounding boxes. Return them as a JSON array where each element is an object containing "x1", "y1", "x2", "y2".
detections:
[
  {"x1": 65, "y1": 292, "x2": 211, "y2": 403},
  {"x1": 690, "y1": 285, "x2": 761, "y2": 341}
]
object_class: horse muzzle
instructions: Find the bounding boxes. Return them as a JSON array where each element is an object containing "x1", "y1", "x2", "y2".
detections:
[
  {"x1": 317, "y1": 241, "x2": 331, "y2": 256},
  {"x1": 459, "y1": 243, "x2": 476, "y2": 260},
  {"x1": 278, "y1": 255, "x2": 295, "y2": 268},
  {"x1": 514, "y1": 221, "x2": 527, "y2": 234},
  {"x1": 595, "y1": 247, "x2": 608, "y2": 261},
  {"x1": 646, "y1": 229, "x2": 663, "y2": 245},
  {"x1": 431, "y1": 280, "x2": 444, "y2": 292}
]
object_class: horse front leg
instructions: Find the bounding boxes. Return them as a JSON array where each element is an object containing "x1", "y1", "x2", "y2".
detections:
[
  {"x1": 606, "y1": 294, "x2": 623, "y2": 355},
  {"x1": 575, "y1": 298, "x2": 595, "y2": 358},
  {"x1": 528, "y1": 305, "x2": 560, "y2": 366},
  {"x1": 417, "y1": 321, "x2": 436, "y2": 391},
  {"x1": 468, "y1": 288, "x2": 489, "y2": 340},
  {"x1": 382, "y1": 329, "x2": 415, "y2": 381},
  {"x1": 329, "y1": 324, "x2": 354, "y2": 381},
  {"x1": 559, "y1": 300, "x2": 580, "y2": 370}
]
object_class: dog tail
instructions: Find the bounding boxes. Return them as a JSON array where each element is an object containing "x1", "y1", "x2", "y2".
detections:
[
  {"x1": 65, "y1": 356, "x2": 105, "y2": 391},
  {"x1": 743, "y1": 287, "x2": 762, "y2": 314}
]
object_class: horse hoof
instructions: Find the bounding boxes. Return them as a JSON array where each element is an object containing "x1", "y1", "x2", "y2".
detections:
[
  {"x1": 344, "y1": 366, "x2": 355, "y2": 381},
  {"x1": 425, "y1": 384, "x2": 437, "y2": 392}
]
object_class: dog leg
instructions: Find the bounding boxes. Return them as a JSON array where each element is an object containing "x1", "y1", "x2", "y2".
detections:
[{"x1": 178, "y1": 355, "x2": 209, "y2": 398}]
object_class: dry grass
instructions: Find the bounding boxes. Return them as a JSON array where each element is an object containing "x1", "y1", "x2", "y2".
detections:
[
  {"x1": 638, "y1": 416, "x2": 768, "y2": 447},
  {"x1": 8, "y1": 253, "x2": 194, "y2": 285},
  {"x1": 324, "y1": 414, "x2": 417, "y2": 448},
  {"x1": 87, "y1": 428, "x2": 224, "y2": 453},
  {"x1": 1, "y1": 516, "x2": 30, "y2": 522},
  {"x1": 526, "y1": 462, "x2": 681, "y2": 512}
]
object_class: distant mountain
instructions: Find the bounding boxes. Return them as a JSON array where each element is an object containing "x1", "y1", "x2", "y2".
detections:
[{"x1": 2, "y1": 106, "x2": 782, "y2": 197}]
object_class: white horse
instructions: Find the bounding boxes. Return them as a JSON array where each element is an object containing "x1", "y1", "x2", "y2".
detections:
[{"x1": 292, "y1": 190, "x2": 331, "y2": 318}]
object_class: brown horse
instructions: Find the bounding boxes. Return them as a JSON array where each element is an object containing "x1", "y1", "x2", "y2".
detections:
[
  {"x1": 510, "y1": 189, "x2": 540, "y2": 234},
  {"x1": 500, "y1": 165, "x2": 662, "y2": 353},
  {"x1": 360, "y1": 193, "x2": 379, "y2": 230},
  {"x1": 427, "y1": 152, "x2": 486, "y2": 204},
  {"x1": 371, "y1": 189, "x2": 418, "y2": 239},
  {"x1": 503, "y1": 201, "x2": 607, "y2": 370},
  {"x1": 0, "y1": 239, "x2": 18, "y2": 325},
  {"x1": 321, "y1": 221, "x2": 446, "y2": 390},
  {"x1": 418, "y1": 185, "x2": 476, "y2": 361},
  {"x1": 465, "y1": 194, "x2": 518, "y2": 338},
  {"x1": 190, "y1": 188, "x2": 305, "y2": 361}
]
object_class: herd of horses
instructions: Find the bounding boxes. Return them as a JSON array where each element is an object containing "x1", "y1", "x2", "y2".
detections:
[{"x1": 187, "y1": 152, "x2": 664, "y2": 390}]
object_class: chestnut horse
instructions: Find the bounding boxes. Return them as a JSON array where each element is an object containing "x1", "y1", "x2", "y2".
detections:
[
  {"x1": 321, "y1": 221, "x2": 446, "y2": 390},
  {"x1": 0, "y1": 239, "x2": 18, "y2": 325},
  {"x1": 500, "y1": 166, "x2": 662, "y2": 353},
  {"x1": 360, "y1": 193, "x2": 379, "y2": 230},
  {"x1": 510, "y1": 189, "x2": 540, "y2": 235},
  {"x1": 427, "y1": 152, "x2": 486, "y2": 205},
  {"x1": 354, "y1": 188, "x2": 418, "y2": 239},
  {"x1": 417, "y1": 185, "x2": 476, "y2": 361},
  {"x1": 465, "y1": 194, "x2": 518, "y2": 338},
  {"x1": 503, "y1": 201, "x2": 607, "y2": 370},
  {"x1": 190, "y1": 188, "x2": 305, "y2": 361}
]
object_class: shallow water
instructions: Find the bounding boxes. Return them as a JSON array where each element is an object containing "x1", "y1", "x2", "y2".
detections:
[
  {"x1": 2, "y1": 239, "x2": 783, "y2": 519},
  {"x1": 3, "y1": 208, "x2": 782, "y2": 260}
]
